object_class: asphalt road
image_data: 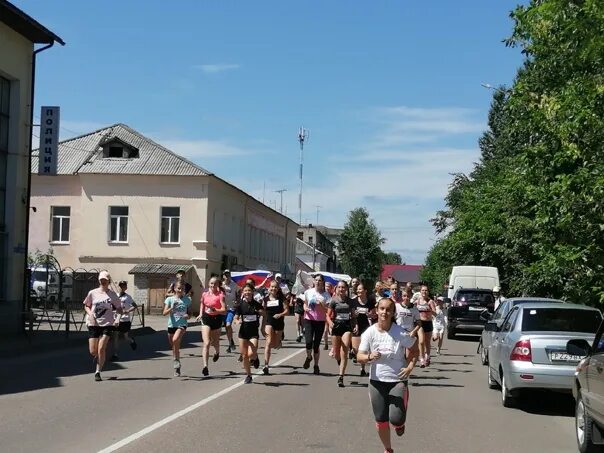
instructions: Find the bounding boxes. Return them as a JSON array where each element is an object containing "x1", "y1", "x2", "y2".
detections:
[{"x1": 0, "y1": 317, "x2": 577, "y2": 453}]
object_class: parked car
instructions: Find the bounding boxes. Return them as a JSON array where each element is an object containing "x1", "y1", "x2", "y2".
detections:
[
  {"x1": 487, "y1": 303, "x2": 602, "y2": 408},
  {"x1": 446, "y1": 288, "x2": 495, "y2": 339},
  {"x1": 566, "y1": 319, "x2": 604, "y2": 452},
  {"x1": 480, "y1": 297, "x2": 565, "y2": 365}
]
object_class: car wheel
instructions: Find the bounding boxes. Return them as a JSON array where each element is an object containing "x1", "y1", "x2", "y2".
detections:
[
  {"x1": 501, "y1": 374, "x2": 516, "y2": 408},
  {"x1": 576, "y1": 391, "x2": 598, "y2": 453},
  {"x1": 480, "y1": 344, "x2": 488, "y2": 365},
  {"x1": 487, "y1": 366, "x2": 498, "y2": 389},
  {"x1": 447, "y1": 327, "x2": 455, "y2": 340}
]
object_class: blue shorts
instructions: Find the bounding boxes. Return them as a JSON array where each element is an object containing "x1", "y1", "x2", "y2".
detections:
[{"x1": 224, "y1": 309, "x2": 236, "y2": 325}]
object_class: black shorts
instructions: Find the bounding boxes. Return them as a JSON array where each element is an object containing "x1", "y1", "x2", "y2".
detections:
[
  {"x1": 332, "y1": 322, "x2": 351, "y2": 337},
  {"x1": 294, "y1": 307, "x2": 304, "y2": 315},
  {"x1": 353, "y1": 320, "x2": 370, "y2": 337},
  {"x1": 118, "y1": 321, "x2": 132, "y2": 333},
  {"x1": 239, "y1": 322, "x2": 260, "y2": 340},
  {"x1": 88, "y1": 326, "x2": 114, "y2": 338},
  {"x1": 266, "y1": 316, "x2": 285, "y2": 331},
  {"x1": 202, "y1": 315, "x2": 223, "y2": 331},
  {"x1": 421, "y1": 320, "x2": 434, "y2": 333},
  {"x1": 167, "y1": 326, "x2": 187, "y2": 334}
]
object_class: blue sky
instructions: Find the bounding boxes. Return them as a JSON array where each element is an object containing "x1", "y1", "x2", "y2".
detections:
[{"x1": 21, "y1": 1, "x2": 524, "y2": 264}]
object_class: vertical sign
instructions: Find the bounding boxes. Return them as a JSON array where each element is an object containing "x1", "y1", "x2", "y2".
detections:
[{"x1": 38, "y1": 106, "x2": 60, "y2": 175}]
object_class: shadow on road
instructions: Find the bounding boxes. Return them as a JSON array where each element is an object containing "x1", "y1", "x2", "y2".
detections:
[
  {"x1": 411, "y1": 375, "x2": 451, "y2": 380},
  {"x1": 258, "y1": 382, "x2": 310, "y2": 387},
  {"x1": 453, "y1": 335, "x2": 481, "y2": 343},
  {"x1": 432, "y1": 361, "x2": 473, "y2": 365},
  {"x1": 515, "y1": 391, "x2": 575, "y2": 417},
  {"x1": 411, "y1": 382, "x2": 464, "y2": 388}
]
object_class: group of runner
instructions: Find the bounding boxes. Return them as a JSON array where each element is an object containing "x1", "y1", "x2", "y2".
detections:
[{"x1": 82, "y1": 269, "x2": 446, "y2": 453}]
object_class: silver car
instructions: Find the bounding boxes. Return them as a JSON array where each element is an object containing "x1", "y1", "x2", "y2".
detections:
[
  {"x1": 480, "y1": 297, "x2": 565, "y2": 365},
  {"x1": 487, "y1": 303, "x2": 602, "y2": 408}
]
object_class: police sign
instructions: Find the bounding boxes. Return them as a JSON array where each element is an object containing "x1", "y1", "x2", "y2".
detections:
[{"x1": 38, "y1": 106, "x2": 60, "y2": 175}]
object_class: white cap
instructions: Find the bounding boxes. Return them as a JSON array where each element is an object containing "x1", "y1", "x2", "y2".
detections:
[
  {"x1": 493, "y1": 286, "x2": 501, "y2": 292},
  {"x1": 98, "y1": 270, "x2": 111, "y2": 282},
  {"x1": 275, "y1": 273, "x2": 282, "y2": 279}
]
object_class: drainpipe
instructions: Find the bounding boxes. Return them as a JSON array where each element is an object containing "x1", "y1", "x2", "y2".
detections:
[{"x1": 22, "y1": 42, "x2": 55, "y2": 325}]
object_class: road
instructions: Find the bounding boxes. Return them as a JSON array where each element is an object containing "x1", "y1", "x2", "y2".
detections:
[{"x1": 0, "y1": 317, "x2": 577, "y2": 453}]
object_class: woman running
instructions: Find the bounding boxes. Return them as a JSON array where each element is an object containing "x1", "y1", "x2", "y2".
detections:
[
  {"x1": 112, "y1": 280, "x2": 138, "y2": 359},
  {"x1": 432, "y1": 296, "x2": 447, "y2": 355},
  {"x1": 324, "y1": 281, "x2": 335, "y2": 351},
  {"x1": 83, "y1": 271, "x2": 122, "y2": 382},
  {"x1": 327, "y1": 280, "x2": 354, "y2": 387},
  {"x1": 357, "y1": 298, "x2": 418, "y2": 453},
  {"x1": 262, "y1": 280, "x2": 289, "y2": 375},
  {"x1": 234, "y1": 283, "x2": 264, "y2": 384},
  {"x1": 163, "y1": 283, "x2": 191, "y2": 376},
  {"x1": 293, "y1": 293, "x2": 305, "y2": 342},
  {"x1": 416, "y1": 285, "x2": 437, "y2": 367},
  {"x1": 196, "y1": 276, "x2": 227, "y2": 376},
  {"x1": 302, "y1": 274, "x2": 330, "y2": 375},
  {"x1": 350, "y1": 283, "x2": 376, "y2": 377}
]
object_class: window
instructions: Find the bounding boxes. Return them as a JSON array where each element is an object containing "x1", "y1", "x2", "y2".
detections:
[
  {"x1": 161, "y1": 207, "x2": 180, "y2": 243},
  {"x1": 109, "y1": 206, "x2": 128, "y2": 242},
  {"x1": 51, "y1": 206, "x2": 70, "y2": 242},
  {"x1": 501, "y1": 307, "x2": 519, "y2": 333},
  {"x1": 108, "y1": 146, "x2": 123, "y2": 158},
  {"x1": 521, "y1": 308, "x2": 602, "y2": 334},
  {"x1": 492, "y1": 301, "x2": 509, "y2": 321}
]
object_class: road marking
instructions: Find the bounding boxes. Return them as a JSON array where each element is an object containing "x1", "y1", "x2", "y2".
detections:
[{"x1": 98, "y1": 347, "x2": 306, "y2": 452}]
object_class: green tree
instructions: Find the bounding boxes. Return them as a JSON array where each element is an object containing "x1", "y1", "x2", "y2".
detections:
[
  {"x1": 382, "y1": 251, "x2": 403, "y2": 265},
  {"x1": 339, "y1": 208, "x2": 385, "y2": 283}
]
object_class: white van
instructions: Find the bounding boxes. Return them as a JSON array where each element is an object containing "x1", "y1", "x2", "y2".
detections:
[{"x1": 447, "y1": 266, "x2": 500, "y2": 299}]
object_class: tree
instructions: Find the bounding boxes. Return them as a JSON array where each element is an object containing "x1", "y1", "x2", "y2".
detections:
[
  {"x1": 381, "y1": 251, "x2": 403, "y2": 265},
  {"x1": 339, "y1": 208, "x2": 385, "y2": 283}
]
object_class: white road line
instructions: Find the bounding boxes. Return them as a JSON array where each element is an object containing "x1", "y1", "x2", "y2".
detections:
[{"x1": 98, "y1": 347, "x2": 306, "y2": 453}]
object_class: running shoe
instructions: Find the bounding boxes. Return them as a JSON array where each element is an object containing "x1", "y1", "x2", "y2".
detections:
[
  {"x1": 130, "y1": 339, "x2": 137, "y2": 351},
  {"x1": 395, "y1": 425, "x2": 406, "y2": 437},
  {"x1": 174, "y1": 367, "x2": 181, "y2": 377},
  {"x1": 360, "y1": 369, "x2": 368, "y2": 377},
  {"x1": 173, "y1": 359, "x2": 181, "y2": 370},
  {"x1": 303, "y1": 357, "x2": 312, "y2": 369},
  {"x1": 262, "y1": 366, "x2": 269, "y2": 375},
  {"x1": 426, "y1": 357, "x2": 431, "y2": 367},
  {"x1": 238, "y1": 354, "x2": 243, "y2": 362},
  {"x1": 323, "y1": 344, "x2": 329, "y2": 351},
  {"x1": 212, "y1": 352, "x2": 220, "y2": 362},
  {"x1": 296, "y1": 335, "x2": 302, "y2": 343},
  {"x1": 244, "y1": 375, "x2": 253, "y2": 384},
  {"x1": 436, "y1": 348, "x2": 441, "y2": 355},
  {"x1": 202, "y1": 366, "x2": 209, "y2": 376},
  {"x1": 313, "y1": 365, "x2": 320, "y2": 375},
  {"x1": 94, "y1": 372, "x2": 102, "y2": 382},
  {"x1": 337, "y1": 375, "x2": 344, "y2": 387},
  {"x1": 226, "y1": 346, "x2": 232, "y2": 353},
  {"x1": 253, "y1": 357, "x2": 260, "y2": 369},
  {"x1": 419, "y1": 358, "x2": 426, "y2": 368}
]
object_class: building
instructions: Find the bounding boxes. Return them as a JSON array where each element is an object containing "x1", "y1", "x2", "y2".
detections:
[
  {"x1": 29, "y1": 124, "x2": 298, "y2": 313},
  {"x1": 315, "y1": 225, "x2": 343, "y2": 272},
  {"x1": 296, "y1": 225, "x2": 337, "y2": 272},
  {"x1": 0, "y1": 0, "x2": 63, "y2": 333}
]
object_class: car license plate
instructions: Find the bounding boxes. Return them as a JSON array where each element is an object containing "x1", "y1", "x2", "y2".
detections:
[
  {"x1": 549, "y1": 352, "x2": 582, "y2": 362},
  {"x1": 468, "y1": 306, "x2": 483, "y2": 311}
]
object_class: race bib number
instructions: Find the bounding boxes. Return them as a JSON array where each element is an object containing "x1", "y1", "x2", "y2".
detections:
[
  {"x1": 356, "y1": 307, "x2": 368, "y2": 314},
  {"x1": 243, "y1": 314, "x2": 257, "y2": 322},
  {"x1": 336, "y1": 313, "x2": 351, "y2": 321},
  {"x1": 205, "y1": 307, "x2": 215, "y2": 314},
  {"x1": 266, "y1": 300, "x2": 279, "y2": 308}
]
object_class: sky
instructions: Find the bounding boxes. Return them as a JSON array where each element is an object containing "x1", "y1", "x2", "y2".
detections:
[{"x1": 20, "y1": 0, "x2": 525, "y2": 264}]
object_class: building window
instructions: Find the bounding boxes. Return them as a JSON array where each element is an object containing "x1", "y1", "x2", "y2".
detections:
[
  {"x1": 51, "y1": 206, "x2": 70, "y2": 242},
  {"x1": 109, "y1": 206, "x2": 128, "y2": 242},
  {"x1": 161, "y1": 207, "x2": 180, "y2": 243}
]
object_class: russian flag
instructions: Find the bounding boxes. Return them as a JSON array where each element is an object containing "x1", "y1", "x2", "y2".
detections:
[{"x1": 230, "y1": 270, "x2": 273, "y2": 288}]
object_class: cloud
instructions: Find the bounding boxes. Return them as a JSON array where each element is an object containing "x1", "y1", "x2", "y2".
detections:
[{"x1": 195, "y1": 64, "x2": 240, "y2": 74}]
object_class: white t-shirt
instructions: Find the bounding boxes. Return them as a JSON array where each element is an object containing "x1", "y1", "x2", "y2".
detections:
[
  {"x1": 359, "y1": 323, "x2": 416, "y2": 382},
  {"x1": 222, "y1": 280, "x2": 239, "y2": 309},
  {"x1": 433, "y1": 306, "x2": 447, "y2": 327},
  {"x1": 119, "y1": 292, "x2": 137, "y2": 322},
  {"x1": 279, "y1": 282, "x2": 290, "y2": 295},
  {"x1": 395, "y1": 303, "x2": 420, "y2": 332},
  {"x1": 83, "y1": 288, "x2": 120, "y2": 327}
]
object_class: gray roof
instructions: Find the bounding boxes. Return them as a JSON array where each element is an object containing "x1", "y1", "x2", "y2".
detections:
[
  {"x1": 1, "y1": 0, "x2": 65, "y2": 45},
  {"x1": 128, "y1": 263, "x2": 194, "y2": 275},
  {"x1": 32, "y1": 123, "x2": 212, "y2": 177}
]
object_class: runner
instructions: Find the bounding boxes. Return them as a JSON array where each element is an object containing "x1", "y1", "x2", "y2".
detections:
[
  {"x1": 293, "y1": 293, "x2": 305, "y2": 342},
  {"x1": 357, "y1": 298, "x2": 418, "y2": 453},
  {"x1": 416, "y1": 285, "x2": 437, "y2": 367},
  {"x1": 112, "y1": 280, "x2": 138, "y2": 359},
  {"x1": 432, "y1": 296, "x2": 447, "y2": 355},
  {"x1": 327, "y1": 280, "x2": 354, "y2": 387},
  {"x1": 395, "y1": 291, "x2": 421, "y2": 337},
  {"x1": 83, "y1": 271, "x2": 122, "y2": 382},
  {"x1": 324, "y1": 281, "x2": 335, "y2": 351},
  {"x1": 222, "y1": 270, "x2": 239, "y2": 353},
  {"x1": 302, "y1": 274, "x2": 330, "y2": 375},
  {"x1": 234, "y1": 283, "x2": 264, "y2": 384},
  {"x1": 275, "y1": 273, "x2": 290, "y2": 295},
  {"x1": 163, "y1": 283, "x2": 191, "y2": 377},
  {"x1": 262, "y1": 280, "x2": 289, "y2": 375},
  {"x1": 350, "y1": 277, "x2": 360, "y2": 299},
  {"x1": 196, "y1": 276, "x2": 227, "y2": 376},
  {"x1": 350, "y1": 282, "x2": 376, "y2": 377},
  {"x1": 374, "y1": 281, "x2": 386, "y2": 301}
]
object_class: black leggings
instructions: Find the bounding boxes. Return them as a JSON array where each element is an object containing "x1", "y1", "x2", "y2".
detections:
[
  {"x1": 368, "y1": 379, "x2": 409, "y2": 426},
  {"x1": 304, "y1": 319, "x2": 326, "y2": 353}
]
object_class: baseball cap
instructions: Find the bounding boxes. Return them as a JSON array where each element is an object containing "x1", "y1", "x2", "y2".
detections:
[
  {"x1": 223, "y1": 269, "x2": 231, "y2": 275},
  {"x1": 98, "y1": 271, "x2": 111, "y2": 282},
  {"x1": 275, "y1": 273, "x2": 282, "y2": 279},
  {"x1": 118, "y1": 280, "x2": 128, "y2": 286},
  {"x1": 493, "y1": 286, "x2": 501, "y2": 292}
]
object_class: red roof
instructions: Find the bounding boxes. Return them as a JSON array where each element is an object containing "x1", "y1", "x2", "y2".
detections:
[{"x1": 380, "y1": 265, "x2": 423, "y2": 284}]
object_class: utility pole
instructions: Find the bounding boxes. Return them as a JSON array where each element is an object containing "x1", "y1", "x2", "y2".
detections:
[
  {"x1": 315, "y1": 205, "x2": 322, "y2": 226},
  {"x1": 275, "y1": 189, "x2": 287, "y2": 214},
  {"x1": 297, "y1": 127, "x2": 308, "y2": 226}
]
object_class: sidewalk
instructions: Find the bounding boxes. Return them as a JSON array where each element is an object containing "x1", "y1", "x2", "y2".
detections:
[{"x1": 0, "y1": 315, "x2": 197, "y2": 359}]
